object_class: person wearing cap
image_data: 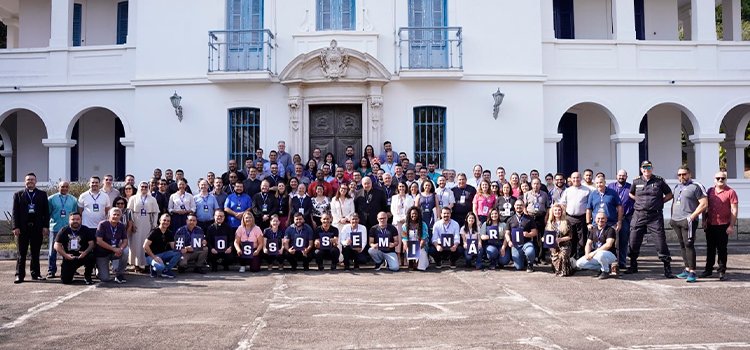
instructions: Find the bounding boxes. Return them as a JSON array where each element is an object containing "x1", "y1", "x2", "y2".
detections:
[
  {"x1": 669, "y1": 166, "x2": 707, "y2": 283},
  {"x1": 626, "y1": 160, "x2": 675, "y2": 278}
]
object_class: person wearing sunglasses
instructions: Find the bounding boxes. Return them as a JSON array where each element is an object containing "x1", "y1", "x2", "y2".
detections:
[
  {"x1": 669, "y1": 167, "x2": 708, "y2": 282},
  {"x1": 626, "y1": 160, "x2": 675, "y2": 278},
  {"x1": 702, "y1": 172, "x2": 738, "y2": 281}
]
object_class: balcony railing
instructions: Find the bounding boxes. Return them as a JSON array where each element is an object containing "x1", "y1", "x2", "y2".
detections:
[
  {"x1": 397, "y1": 26, "x2": 462, "y2": 71},
  {"x1": 208, "y1": 29, "x2": 275, "y2": 73}
]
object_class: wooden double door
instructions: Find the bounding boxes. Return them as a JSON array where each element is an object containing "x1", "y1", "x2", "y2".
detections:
[{"x1": 309, "y1": 104, "x2": 362, "y2": 164}]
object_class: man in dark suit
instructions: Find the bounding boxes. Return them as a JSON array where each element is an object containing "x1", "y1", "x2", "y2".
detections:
[{"x1": 12, "y1": 173, "x2": 50, "y2": 284}]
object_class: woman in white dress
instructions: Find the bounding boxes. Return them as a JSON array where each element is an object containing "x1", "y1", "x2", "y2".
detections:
[
  {"x1": 390, "y1": 182, "x2": 414, "y2": 266},
  {"x1": 330, "y1": 185, "x2": 355, "y2": 263}
]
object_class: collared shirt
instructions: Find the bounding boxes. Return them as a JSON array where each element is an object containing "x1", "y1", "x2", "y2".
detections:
[
  {"x1": 548, "y1": 186, "x2": 566, "y2": 205},
  {"x1": 630, "y1": 175, "x2": 672, "y2": 212},
  {"x1": 560, "y1": 185, "x2": 590, "y2": 216},
  {"x1": 587, "y1": 188, "x2": 621, "y2": 223},
  {"x1": 277, "y1": 151, "x2": 292, "y2": 171},
  {"x1": 436, "y1": 187, "x2": 455, "y2": 208},
  {"x1": 78, "y1": 190, "x2": 112, "y2": 228},
  {"x1": 381, "y1": 162, "x2": 396, "y2": 176},
  {"x1": 607, "y1": 181, "x2": 633, "y2": 216},
  {"x1": 671, "y1": 181, "x2": 706, "y2": 221},
  {"x1": 48, "y1": 193, "x2": 79, "y2": 232},
  {"x1": 168, "y1": 191, "x2": 197, "y2": 214},
  {"x1": 706, "y1": 186, "x2": 738, "y2": 225},
  {"x1": 195, "y1": 193, "x2": 220, "y2": 222},
  {"x1": 263, "y1": 161, "x2": 287, "y2": 178},
  {"x1": 224, "y1": 193, "x2": 253, "y2": 228},
  {"x1": 431, "y1": 219, "x2": 460, "y2": 246}
]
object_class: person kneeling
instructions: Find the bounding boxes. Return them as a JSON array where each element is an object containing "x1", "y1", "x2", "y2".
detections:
[
  {"x1": 367, "y1": 212, "x2": 400, "y2": 271},
  {"x1": 314, "y1": 213, "x2": 340, "y2": 270},
  {"x1": 175, "y1": 215, "x2": 208, "y2": 274},
  {"x1": 95, "y1": 208, "x2": 130, "y2": 284},
  {"x1": 575, "y1": 212, "x2": 618, "y2": 279},
  {"x1": 144, "y1": 213, "x2": 181, "y2": 279},
  {"x1": 55, "y1": 213, "x2": 96, "y2": 285}
]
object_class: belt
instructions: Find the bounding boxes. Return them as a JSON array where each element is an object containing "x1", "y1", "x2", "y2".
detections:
[{"x1": 567, "y1": 214, "x2": 586, "y2": 219}]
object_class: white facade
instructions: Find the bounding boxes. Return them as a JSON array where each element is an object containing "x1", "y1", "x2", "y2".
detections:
[{"x1": 0, "y1": 0, "x2": 749, "y2": 216}]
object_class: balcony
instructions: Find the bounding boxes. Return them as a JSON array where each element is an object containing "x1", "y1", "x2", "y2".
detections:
[
  {"x1": 397, "y1": 26, "x2": 463, "y2": 79},
  {"x1": 207, "y1": 29, "x2": 276, "y2": 82}
]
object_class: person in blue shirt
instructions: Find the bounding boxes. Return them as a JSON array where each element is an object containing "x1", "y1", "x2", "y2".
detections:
[
  {"x1": 284, "y1": 213, "x2": 315, "y2": 271},
  {"x1": 224, "y1": 182, "x2": 252, "y2": 229},
  {"x1": 607, "y1": 169, "x2": 633, "y2": 269},
  {"x1": 47, "y1": 181, "x2": 79, "y2": 279},
  {"x1": 194, "y1": 179, "x2": 220, "y2": 232},
  {"x1": 586, "y1": 177, "x2": 623, "y2": 233}
]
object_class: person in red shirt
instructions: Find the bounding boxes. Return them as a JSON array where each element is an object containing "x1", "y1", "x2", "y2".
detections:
[
  {"x1": 702, "y1": 172, "x2": 738, "y2": 281},
  {"x1": 308, "y1": 169, "x2": 333, "y2": 198}
]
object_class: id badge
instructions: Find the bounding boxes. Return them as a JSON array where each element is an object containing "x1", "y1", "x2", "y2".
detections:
[
  {"x1": 262, "y1": 204, "x2": 268, "y2": 213},
  {"x1": 534, "y1": 203, "x2": 540, "y2": 210},
  {"x1": 439, "y1": 200, "x2": 443, "y2": 207},
  {"x1": 387, "y1": 198, "x2": 391, "y2": 206},
  {"x1": 298, "y1": 208, "x2": 305, "y2": 214},
  {"x1": 482, "y1": 207, "x2": 489, "y2": 215},
  {"x1": 459, "y1": 195, "x2": 466, "y2": 204},
  {"x1": 236, "y1": 205, "x2": 241, "y2": 210},
  {"x1": 60, "y1": 209, "x2": 67, "y2": 218},
  {"x1": 69, "y1": 237, "x2": 80, "y2": 251},
  {"x1": 140, "y1": 208, "x2": 147, "y2": 216},
  {"x1": 28, "y1": 204, "x2": 36, "y2": 214},
  {"x1": 180, "y1": 205, "x2": 186, "y2": 210},
  {"x1": 92, "y1": 203, "x2": 99, "y2": 212},
  {"x1": 203, "y1": 205, "x2": 209, "y2": 212}
]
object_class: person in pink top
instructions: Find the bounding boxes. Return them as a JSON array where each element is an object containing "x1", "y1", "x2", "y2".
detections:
[
  {"x1": 701, "y1": 172, "x2": 738, "y2": 281},
  {"x1": 473, "y1": 180, "x2": 496, "y2": 224},
  {"x1": 234, "y1": 211, "x2": 264, "y2": 273}
]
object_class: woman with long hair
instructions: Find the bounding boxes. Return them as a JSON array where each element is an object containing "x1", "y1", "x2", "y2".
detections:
[
  {"x1": 547, "y1": 203, "x2": 573, "y2": 276},
  {"x1": 358, "y1": 157, "x2": 372, "y2": 177},
  {"x1": 509, "y1": 173, "x2": 521, "y2": 198},
  {"x1": 401, "y1": 206, "x2": 430, "y2": 270},
  {"x1": 311, "y1": 184, "x2": 330, "y2": 228},
  {"x1": 461, "y1": 212, "x2": 483, "y2": 269},
  {"x1": 496, "y1": 182, "x2": 516, "y2": 223},
  {"x1": 276, "y1": 182, "x2": 290, "y2": 232},
  {"x1": 391, "y1": 182, "x2": 414, "y2": 266},
  {"x1": 472, "y1": 180, "x2": 495, "y2": 224},
  {"x1": 479, "y1": 208, "x2": 511, "y2": 269},
  {"x1": 234, "y1": 211, "x2": 263, "y2": 273},
  {"x1": 414, "y1": 180, "x2": 438, "y2": 233}
]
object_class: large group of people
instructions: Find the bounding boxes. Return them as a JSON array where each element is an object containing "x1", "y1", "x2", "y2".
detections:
[{"x1": 11, "y1": 140, "x2": 739, "y2": 285}]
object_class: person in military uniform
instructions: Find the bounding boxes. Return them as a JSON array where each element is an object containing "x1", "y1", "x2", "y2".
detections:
[{"x1": 626, "y1": 160, "x2": 675, "y2": 278}]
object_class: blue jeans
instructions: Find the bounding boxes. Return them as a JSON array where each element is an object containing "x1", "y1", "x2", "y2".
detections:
[
  {"x1": 147, "y1": 250, "x2": 182, "y2": 274},
  {"x1": 48, "y1": 230, "x2": 58, "y2": 274},
  {"x1": 576, "y1": 251, "x2": 617, "y2": 272},
  {"x1": 618, "y1": 216, "x2": 631, "y2": 267},
  {"x1": 368, "y1": 248, "x2": 399, "y2": 271},
  {"x1": 484, "y1": 244, "x2": 512, "y2": 268},
  {"x1": 511, "y1": 242, "x2": 536, "y2": 270},
  {"x1": 464, "y1": 247, "x2": 483, "y2": 268}
]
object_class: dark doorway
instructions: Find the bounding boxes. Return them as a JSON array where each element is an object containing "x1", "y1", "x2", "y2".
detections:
[
  {"x1": 553, "y1": 0, "x2": 575, "y2": 39},
  {"x1": 634, "y1": 0, "x2": 645, "y2": 40},
  {"x1": 309, "y1": 104, "x2": 362, "y2": 164},
  {"x1": 557, "y1": 112, "x2": 578, "y2": 176}
]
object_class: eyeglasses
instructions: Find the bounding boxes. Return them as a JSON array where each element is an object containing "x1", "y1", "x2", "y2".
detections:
[
  {"x1": 716, "y1": 177, "x2": 726, "y2": 181},
  {"x1": 642, "y1": 166, "x2": 652, "y2": 170},
  {"x1": 677, "y1": 173, "x2": 689, "y2": 177}
]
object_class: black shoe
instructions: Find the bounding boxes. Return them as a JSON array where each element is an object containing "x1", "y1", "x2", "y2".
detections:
[
  {"x1": 663, "y1": 264, "x2": 675, "y2": 279},
  {"x1": 194, "y1": 267, "x2": 206, "y2": 274},
  {"x1": 699, "y1": 271, "x2": 713, "y2": 278},
  {"x1": 84, "y1": 278, "x2": 95, "y2": 285},
  {"x1": 211, "y1": 265, "x2": 218, "y2": 272},
  {"x1": 31, "y1": 275, "x2": 46, "y2": 281},
  {"x1": 526, "y1": 266, "x2": 534, "y2": 273},
  {"x1": 223, "y1": 265, "x2": 230, "y2": 271},
  {"x1": 177, "y1": 266, "x2": 186, "y2": 273},
  {"x1": 374, "y1": 262, "x2": 383, "y2": 271},
  {"x1": 14, "y1": 277, "x2": 23, "y2": 284},
  {"x1": 593, "y1": 271, "x2": 602, "y2": 278},
  {"x1": 598, "y1": 272, "x2": 609, "y2": 280},
  {"x1": 46, "y1": 272, "x2": 56, "y2": 279},
  {"x1": 318, "y1": 266, "x2": 324, "y2": 271},
  {"x1": 719, "y1": 272, "x2": 726, "y2": 281},
  {"x1": 624, "y1": 267, "x2": 638, "y2": 274}
]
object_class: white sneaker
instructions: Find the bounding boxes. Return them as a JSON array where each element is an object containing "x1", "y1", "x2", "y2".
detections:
[{"x1": 239, "y1": 266, "x2": 246, "y2": 273}]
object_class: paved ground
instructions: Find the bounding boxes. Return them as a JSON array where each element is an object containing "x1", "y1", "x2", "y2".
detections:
[{"x1": 1, "y1": 242, "x2": 750, "y2": 350}]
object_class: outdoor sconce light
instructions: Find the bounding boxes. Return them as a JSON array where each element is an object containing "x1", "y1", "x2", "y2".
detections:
[
  {"x1": 170, "y1": 91, "x2": 183, "y2": 122},
  {"x1": 492, "y1": 88, "x2": 505, "y2": 120}
]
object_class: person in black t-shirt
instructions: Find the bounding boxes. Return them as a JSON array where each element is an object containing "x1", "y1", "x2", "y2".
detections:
[
  {"x1": 262, "y1": 215, "x2": 286, "y2": 270},
  {"x1": 144, "y1": 214, "x2": 180, "y2": 278},
  {"x1": 54, "y1": 213, "x2": 95, "y2": 285},
  {"x1": 575, "y1": 212, "x2": 618, "y2": 279},
  {"x1": 313, "y1": 213, "x2": 340, "y2": 270},
  {"x1": 367, "y1": 212, "x2": 400, "y2": 271}
]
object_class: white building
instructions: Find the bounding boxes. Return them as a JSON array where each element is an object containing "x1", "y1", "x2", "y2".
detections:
[{"x1": 0, "y1": 0, "x2": 748, "y2": 216}]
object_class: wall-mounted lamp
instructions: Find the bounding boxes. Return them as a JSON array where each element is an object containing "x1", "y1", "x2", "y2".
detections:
[
  {"x1": 170, "y1": 91, "x2": 183, "y2": 122},
  {"x1": 492, "y1": 88, "x2": 505, "y2": 120}
]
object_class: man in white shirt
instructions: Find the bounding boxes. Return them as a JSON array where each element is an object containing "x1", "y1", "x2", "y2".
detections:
[
  {"x1": 429, "y1": 208, "x2": 462, "y2": 269},
  {"x1": 78, "y1": 176, "x2": 112, "y2": 229},
  {"x1": 470, "y1": 164, "x2": 483, "y2": 189},
  {"x1": 559, "y1": 171, "x2": 590, "y2": 258}
]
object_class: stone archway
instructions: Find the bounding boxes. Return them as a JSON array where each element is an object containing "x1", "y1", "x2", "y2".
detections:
[{"x1": 279, "y1": 40, "x2": 391, "y2": 159}]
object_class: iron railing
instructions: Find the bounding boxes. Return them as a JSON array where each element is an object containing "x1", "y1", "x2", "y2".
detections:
[
  {"x1": 397, "y1": 26, "x2": 462, "y2": 71},
  {"x1": 208, "y1": 29, "x2": 275, "y2": 73}
]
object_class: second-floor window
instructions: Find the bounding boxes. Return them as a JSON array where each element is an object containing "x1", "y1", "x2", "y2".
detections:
[
  {"x1": 226, "y1": 0, "x2": 264, "y2": 70},
  {"x1": 317, "y1": 0, "x2": 355, "y2": 31},
  {"x1": 408, "y1": 0, "x2": 448, "y2": 69}
]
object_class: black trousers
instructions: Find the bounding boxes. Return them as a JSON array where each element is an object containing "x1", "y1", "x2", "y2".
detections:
[
  {"x1": 629, "y1": 210, "x2": 671, "y2": 263},
  {"x1": 670, "y1": 218, "x2": 697, "y2": 270},
  {"x1": 208, "y1": 250, "x2": 235, "y2": 268},
  {"x1": 60, "y1": 255, "x2": 95, "y2": 284},
  {"x1": 705, "y1": 224, "x2": 729, "y2": 274},
  {"x1": 341, "y1": 246, "x2": 369, "y2": 268},
  {"x1": 428, "y1": 246, "x2": 464, "y2": 266},
  {"x1": 16, "y1": 227, "x2": 43, "y2": 279},
  {"x1": 286, "y1": 250, "x2": 312, "y2": 270},
  {"x1": 566, "y1": 214, "x2": 587, "y2": 258},
  {"x1": 314, "y1": 247, "x2": 341, "y2": 270}
]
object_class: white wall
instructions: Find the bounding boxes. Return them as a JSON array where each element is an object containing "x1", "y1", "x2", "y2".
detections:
[
  {"x1": 645, "y1": 0, "x2": 679, "y2": 40},
  {"x1": 77, "y1": 109, "x2": 116, "y2": 180},
  {"x1": 14, "y1": 110, "x2": 49, "y2": 181},
  {"x1": 574, "y1": 0, "x2": 613, "y2": 40},
  {"x1": 81, "y1": 0, "x2": 119, "y2": 46},
  {"x1": 575, "y1": 104, "x2": 615, "y2": 176},
  {"x1": 647, "y1": 105, "x2": 682, "y2": 174},
  {"x1": 18, "y1": 0, "x2": 50, "y2": 48}
]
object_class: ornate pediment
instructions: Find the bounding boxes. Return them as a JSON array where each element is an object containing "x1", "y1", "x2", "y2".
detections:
[{"x1": 280, "y1": 40, "x2": 391, "y2": 84}]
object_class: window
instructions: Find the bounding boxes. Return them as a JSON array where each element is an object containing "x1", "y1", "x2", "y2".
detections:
[
  {"x1": 408, "y1": 0, "x2": 448, "y2": 68},
  {"x1": 228, "y1": 108, "x2": 261, "y2": 165},
  {"x1": 413, "y1": 106, "x2": 446, "y2": 168},
  {"x1": 553, "y1": 0, "x2": 574, "y2": 39},
  {"x1": 317, "y1": 0, "x2": 355, "y2": 30},
  {"x1": 73, "y1": 4, "x2": 82, "y2": 46},
  {"x1": 116, "y1": 1, "x2": 128, "y2": 45},
  {"x1": 226, "y1": 0, "x2": 264, "y2": 71}
]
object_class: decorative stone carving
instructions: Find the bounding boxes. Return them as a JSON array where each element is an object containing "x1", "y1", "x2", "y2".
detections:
[
  {"x1": 288, "y1": 97, "x2": 301, "y2": 131},
  {"x1": 320, "y1": 40, "x2": 350, "y2": 80}
]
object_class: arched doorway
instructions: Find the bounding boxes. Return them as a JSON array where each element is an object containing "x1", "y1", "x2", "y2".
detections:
[
  {"x1": 638, "y1": 103, "x2": 698, "y2": 175},
  {"x1": 556, "y1": 102, "x2": 617, "y2": 177},
  {"x1": 69, "y1": 108, "x2": 126, "y2": 181},
  {"x1": 718, "y1": 104, "x2": 750, "y2": 179},
  {"x1": 0, "y1": 109, "x2": 49, "y2": 182}
]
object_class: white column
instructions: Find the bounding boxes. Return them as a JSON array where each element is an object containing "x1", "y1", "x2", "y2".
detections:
[
  {"x1": 287, "y1": 96, "x2": 304, "y2": 157},
  {"x1": 126, "y1": 0, "x2": 137, "y2": 45},
  {"x1": 367, "y1": 96, "x2": 383, "y2": 148},
  {"x1": 119, "y1": 137, "x2": 135, "y2": 176},
  {"x1": 722, "y1": 140, "x2": 750, "y2": 178},
  {"x1": 611, "y1": 134, "x2": 644, "y2": 175},
  {"x1": 544, "y1": 134, "x2": 562, "y2": 175},
  {"x1": 691, "y1": 0, "x2": 717, "y2": 41},
  {"x1": 49, "y1": 0, "x2": 74, "y2": 47},
  {"x1": 722, "y1": 0, "x2": 742, "y2": 41},
  {"x1": 613, "y1": 0, "x2": 636, "y2": 40},
  {"x1": 540, "y1": 0, "x2": 555, "y2": 40},
  {"x1": 689, "y1": 134, "x2": 725, "y2": 184},
  {"x1": 42, "y1": 138, "x2": 76, "y2": 182},
  {"x1": 0, "y1": 150, "x2": 12, "y2": 182}
]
